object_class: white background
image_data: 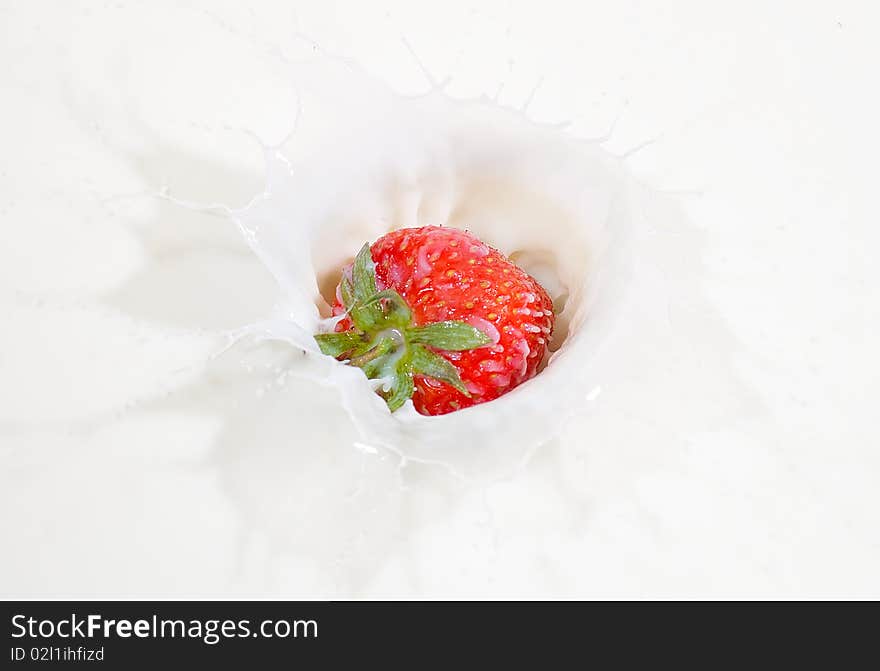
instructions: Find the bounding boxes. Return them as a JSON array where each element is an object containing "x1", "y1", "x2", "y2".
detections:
[{"x1": 1, "y1": 1, "x2": 878, "y2": 597}]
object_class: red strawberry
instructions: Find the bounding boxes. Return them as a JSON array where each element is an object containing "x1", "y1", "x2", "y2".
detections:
[{"x1": 315, "y1": 226, "x2": 555, "y2": 416}]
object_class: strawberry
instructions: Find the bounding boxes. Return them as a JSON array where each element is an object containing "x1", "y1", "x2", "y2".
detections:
[{"x1": 315, "y1": 226, "x2": 555, "y2": 415}]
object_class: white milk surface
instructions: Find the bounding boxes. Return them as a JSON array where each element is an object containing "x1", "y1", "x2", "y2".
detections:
[{"x1": 2, "y1": 1, "x2": 878, "y2": 598}]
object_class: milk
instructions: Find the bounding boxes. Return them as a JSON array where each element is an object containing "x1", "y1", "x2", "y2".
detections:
[{"x1": 222, "y1": 57, "x2": 634, "y2": 482}]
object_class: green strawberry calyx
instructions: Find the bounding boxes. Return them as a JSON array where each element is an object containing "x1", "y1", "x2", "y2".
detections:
[{"x1": 314, "y1": 243, "x2": 491, "y2": 412}]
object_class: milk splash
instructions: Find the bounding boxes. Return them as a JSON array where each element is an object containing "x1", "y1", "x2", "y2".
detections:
[{"x1": 218, "y1": 55, "x2": 635, "y2": 484}]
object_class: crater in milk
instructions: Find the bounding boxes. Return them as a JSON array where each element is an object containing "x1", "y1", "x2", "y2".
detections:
[{"x1": 227, "y1": 59, "x2": 634, "y2": 481}]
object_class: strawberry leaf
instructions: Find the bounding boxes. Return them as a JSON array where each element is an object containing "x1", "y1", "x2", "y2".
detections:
[
  {"x1": 352, "y1": 243, "x2": 378, "y2": 302},
  {"x1": 360, "y1": 289, "x2": 412, "y2": 328},
  {"x1": 314, "y1": 332, "x2": 366, "y2": 358},
  {"x1": 342, "y1": 243, "x2": 387, "y2": 331},
  {"x1": 382, "y1": 357, "x2": 414, "y2": 412},
  {"x1": 348, "y1": 304, "x2": 379, "y2": 332},
  {"x1": 340, "y1": 274, "x2": 356, "y2": 313},
  {"x1": 407, "y1": 321, "x2": 491, "y2": 351},
  {"x1": 340, "y1": 271, "x2": 381, "y2": 332},
  {"x1": 410, "y1": 344, "x2": 470, "y2": 396}
]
